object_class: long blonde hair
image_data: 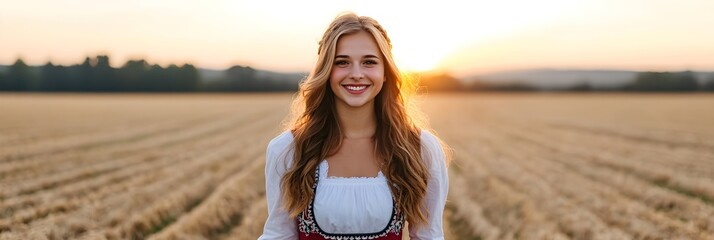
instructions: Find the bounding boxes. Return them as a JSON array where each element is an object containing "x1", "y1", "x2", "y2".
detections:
[{"x1": 282, "y1": 12, "x2": 435, "y2": 228}]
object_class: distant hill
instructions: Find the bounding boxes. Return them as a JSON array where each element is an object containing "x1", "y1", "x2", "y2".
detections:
[
  {"x1": 252, "y1": 69, "x2": 306, "y2": 83},
  {"x1": 198, "y1": 68, "x2": 306, "y2": 83},
  {"x1": 466, "y1": 69, "x2": 714, "y2": 90},
  {"x1": 197, "y1": 68, "x2": 226, "y2": 82},
  {"x1": 196, "y1": 66, "x2": 306, "y2": 92}
]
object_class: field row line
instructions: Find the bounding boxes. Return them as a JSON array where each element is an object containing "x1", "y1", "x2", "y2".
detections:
[
  {"x1": 442, "y1": 126, "x2": 633, "y2": 239},
  {"x1": 0, "y1": 109, "x2": 269, "y2": 219},
  {"x1": 483, "y1": 120, "x2": 714, "y2": 233},
  {"x1": 0, "y1": 110, "x2": 284, "y2": 239},
  {"x1": 488, "y1": 118, "x2": 714, "y2": 205},
  {"x1": 480, "y1": 124, "x2": 713, "y2": 239}
]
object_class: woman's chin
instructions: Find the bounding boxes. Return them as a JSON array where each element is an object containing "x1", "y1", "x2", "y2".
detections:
[{"x1": 337, "y1": 98, "x2": 374, "y2": 109}]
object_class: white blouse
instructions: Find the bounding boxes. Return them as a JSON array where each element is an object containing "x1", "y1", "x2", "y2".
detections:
[
  {"x1": 315, "y1": 159, "x2": 394, "y2": 233},
  {"x1": 258, "y1": 130, "x2": 448, "y2": 240}
]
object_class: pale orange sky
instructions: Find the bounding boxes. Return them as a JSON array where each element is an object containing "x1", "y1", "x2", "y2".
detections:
[{"x1": 2, "y1": 0, "x2": 713, "y2": 77}]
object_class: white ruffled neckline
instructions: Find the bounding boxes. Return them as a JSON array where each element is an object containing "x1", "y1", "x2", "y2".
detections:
[{"x1": 320, "y1": 160, "x2": 385, "y2": 182}]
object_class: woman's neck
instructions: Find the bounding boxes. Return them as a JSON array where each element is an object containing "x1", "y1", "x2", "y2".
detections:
[{"x1": 335, "y1": 102, "x2": 376, "y2": 139}]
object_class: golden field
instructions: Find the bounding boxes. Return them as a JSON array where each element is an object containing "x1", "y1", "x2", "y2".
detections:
[{"x1": 0, "y1": 93, "x2": 713, "y2": 240}]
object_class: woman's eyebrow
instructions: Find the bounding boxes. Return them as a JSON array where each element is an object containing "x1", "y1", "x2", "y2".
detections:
[{"x1": 334, "y1": 54, "x2": 380, "y2": 59}]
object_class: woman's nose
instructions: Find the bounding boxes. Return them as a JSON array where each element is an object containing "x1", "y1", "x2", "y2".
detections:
[{"x1": 350, "y1": 65, "x2": 364, "y2": 80}]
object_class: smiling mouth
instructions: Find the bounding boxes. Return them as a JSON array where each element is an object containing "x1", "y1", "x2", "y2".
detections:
[
  {"x1": 345, "y1": 85, "x2": 367, "y2": 91},
  {"x1": 342, "y1": 84, "x2": 370, "y2": 94}
]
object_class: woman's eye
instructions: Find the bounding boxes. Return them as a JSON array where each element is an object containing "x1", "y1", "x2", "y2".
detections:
[
  {"x1": 364, "y1": 60, "x2": 378, "y2": 65},
  {"x1": 335, "y1": 60, "x2": 349, "y2": 66}
]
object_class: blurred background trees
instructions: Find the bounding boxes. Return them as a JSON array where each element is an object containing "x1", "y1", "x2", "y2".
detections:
[
  {"x1": 1, "y1": 56, "x2": 713, "y2": 93},
  {"x1": 1, "y1": 56, "x2": 220, "y2": 92},
  {"x1": 624, "y1": 71, "x2": 700, "y2": 92}
]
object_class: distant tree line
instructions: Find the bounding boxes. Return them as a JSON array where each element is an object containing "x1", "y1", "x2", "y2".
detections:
[
  {"x1": 622, "y1": 71, "x2": 711, "y2": 92},
  {"x1": 419, "y1": 71, "x2": 714, "y2": 92},
  {"x1": 561, "y1": 71, "x2": 714, "y2": 92},
  {"x1": 200, "y1": 65, "x2": 300, "y2": 92},
  {"x1": 1, "y1": 56, "x2": 713, "y2": 93},
  {"x1": 0, "y1": 56, "x2": 199, "y2": 92},
  {"x1": 0, "y1": 56, "x2": 299, "y2": 92}
]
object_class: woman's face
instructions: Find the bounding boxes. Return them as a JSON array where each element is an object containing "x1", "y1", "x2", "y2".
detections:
[{"x1": 329, "y1": 30, "x2": 385, "y2": 110}]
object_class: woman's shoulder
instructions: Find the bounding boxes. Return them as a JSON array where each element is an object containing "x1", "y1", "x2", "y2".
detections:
[
  {"x1": 266, "y1": 130, "x2": 295, "y2": 164},
  {"x1": 418, "y1": 128, "x2": 448, "y2": 167},
  {"x1": 419, "y1": 129, "x2": 441, "y2": 149},
  {"x1": 267, "y1": 130, "x2": 294, "y2": 154},
  {"x1": 265, "y1": 130, "x2": 295, "y2": 175}
]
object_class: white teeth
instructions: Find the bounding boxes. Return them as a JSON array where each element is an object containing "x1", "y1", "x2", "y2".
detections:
[{"x1": 345, "y1": 85, "x2": 367, "y2": 91}]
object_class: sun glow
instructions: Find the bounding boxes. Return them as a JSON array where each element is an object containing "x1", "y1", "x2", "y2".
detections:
[
  {"x1": 392, "y1": 44, "x2": 451, "y2": 72},
  {"x1": 332, "y1": 0, "x2": 587, "y2": 73},
  {"x1": 11, "y1": 0, "x2": 713, "y2": 76}
]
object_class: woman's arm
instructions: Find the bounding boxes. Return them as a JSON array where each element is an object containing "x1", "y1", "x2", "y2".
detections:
[
  {"x1": 258, "y1": 132, "x2": 298, "y2": 240},
  {"x1": 410, "y1": 130, "x2": 449, "y2": 240}
]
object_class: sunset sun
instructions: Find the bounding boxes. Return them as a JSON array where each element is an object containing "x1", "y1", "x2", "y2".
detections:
[
  {"x1": 359, "y1": 0, "x2": 585, "y2": 73},
  {"x1": 392, "y1": 43, "x2": 449, "y2": 72}
]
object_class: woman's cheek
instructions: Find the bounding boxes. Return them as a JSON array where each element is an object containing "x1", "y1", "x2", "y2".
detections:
[{"x1": 330, "y1": 67, "x2": 348, "y2": 80}]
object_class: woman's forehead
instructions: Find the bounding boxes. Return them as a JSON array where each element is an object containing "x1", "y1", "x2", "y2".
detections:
[{"x1": 335, "y1": 31, "x2": 382, "y2": 58}]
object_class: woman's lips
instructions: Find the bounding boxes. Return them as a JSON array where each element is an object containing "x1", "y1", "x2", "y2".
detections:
[{"x1": 342, "y1": 84, "x2": 370, "y2": 94}]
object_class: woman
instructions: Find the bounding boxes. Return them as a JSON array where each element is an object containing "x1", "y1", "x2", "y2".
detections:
[{"x1": 259, "y1": 12, "x2": 449, "y2": 240}]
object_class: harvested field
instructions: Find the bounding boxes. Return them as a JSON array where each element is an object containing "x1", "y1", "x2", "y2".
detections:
[{"x1": 0, "y1": 93, "x2": 713, "y2": 240}]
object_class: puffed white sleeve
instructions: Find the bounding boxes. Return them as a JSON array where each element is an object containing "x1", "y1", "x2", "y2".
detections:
[
  {"x1": 258, "y1": 132, "x2": 298, "y2": 239},
  {"x1": 410, "y1": 130, "x2": 449, "y2": 240}
]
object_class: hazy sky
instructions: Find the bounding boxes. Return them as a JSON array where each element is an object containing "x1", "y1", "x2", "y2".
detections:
[{"x1": 2, "y1": 0, "x2": 713, "y2": 77}]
